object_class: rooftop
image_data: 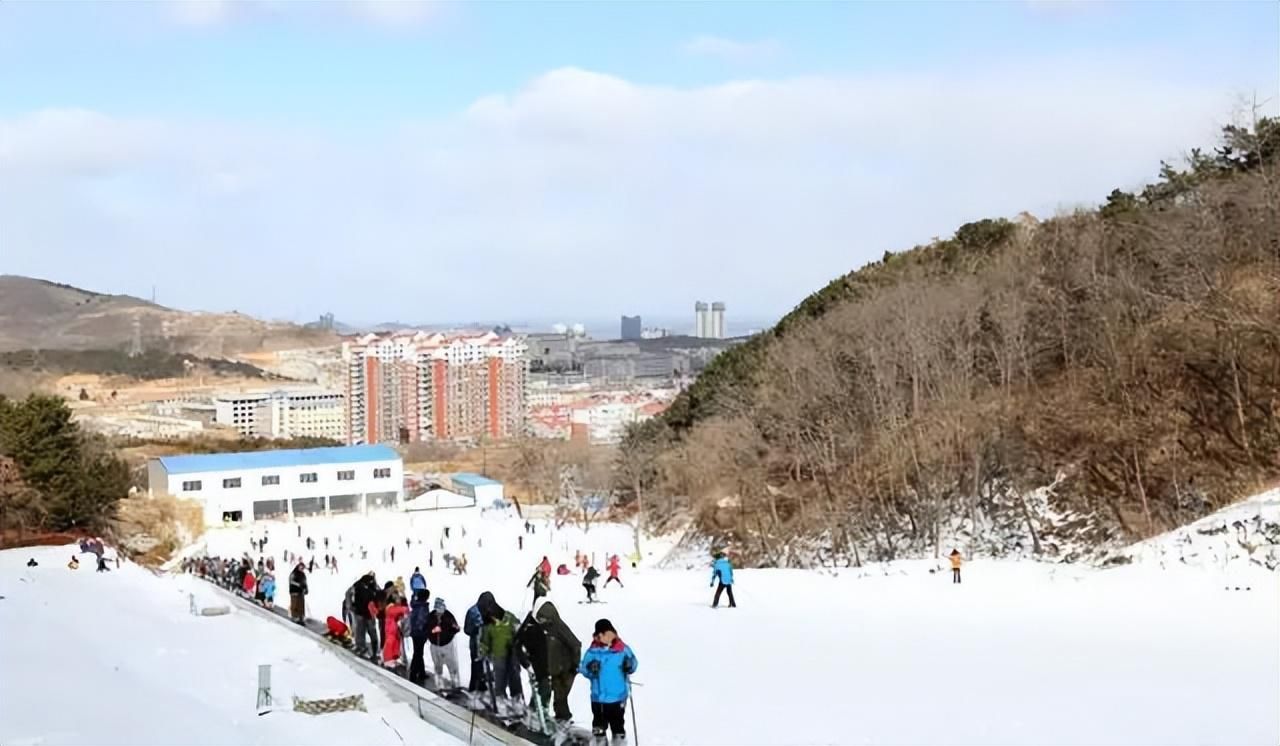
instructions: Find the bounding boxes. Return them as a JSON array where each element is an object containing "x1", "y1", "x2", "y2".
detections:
[
  {"x1": 451, "y1": 472, "x2": 501, "y2": 487},
  {"x1": 156, "y1": 444, "x2": 400, "y2": 475}
]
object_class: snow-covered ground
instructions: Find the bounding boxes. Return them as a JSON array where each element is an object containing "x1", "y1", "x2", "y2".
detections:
[
  {"x1": 188, "y1": 502, "x2": 1279, "y2": 746},
  {"x1": 5, "y1": 493, "x2": 1277, "y2": 746},
  {"x1": 0, "y1": 545, "x2": 458, "y2": 746}
]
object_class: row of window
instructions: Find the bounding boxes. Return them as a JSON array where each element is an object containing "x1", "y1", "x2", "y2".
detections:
[{"x1": 180, "y1": 467, "x2": 393, "y2": 492}]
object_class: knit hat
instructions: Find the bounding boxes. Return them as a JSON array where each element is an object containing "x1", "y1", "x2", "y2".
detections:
[
  {"x1": 433, "y1": 597, "x2": 446, "y2": 612},
  {"x1": 593, "y1": 618, "x2": 616, "y2": 636}
]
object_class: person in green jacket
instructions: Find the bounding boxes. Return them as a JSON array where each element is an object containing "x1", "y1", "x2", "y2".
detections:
[{"x1": 479, "y1": 597, "x2": 524, "y2": 715}]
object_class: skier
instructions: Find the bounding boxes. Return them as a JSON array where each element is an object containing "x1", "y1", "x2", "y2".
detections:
[
  {"x1": 538, "y1": 555, "x2": 552, "y2": 581},
  {"x1": 480, "y1": 596, "x2": 524, "y2": 715},
  {"x1": 579, "y1": 619, "x2": 637, "y2": 742},
  {"x1": 519, "y1": 535, "x2": 524, "y2": 551},
  {"x1": 410, "y1": 566, "x2": 427, "y2": 594},
  {"x1": 408, "y1": 588, "x2": 432, "y2": 685},
  {"x1": 261, "y1": 571, "x2": 276, "y2": 609},
  {"x1": 710, "y1": 551, "x2": 736, "y2": 608},
  {"x1": 465, "y1": 591, "x2": 496, "y2": 694},
  {"x1": 427, "y1": 597, "x2": 462, "y2": 688},
  {"x1": 97, "y1": 554, "x2": 111, "y2": 572},
  {"x1": 308, "y1": 556, "x2": 316, "y2": 573},
  {"x1": 391, "y1": 545, "x2": 396, "y2": 563},
  {"x1": 582, "y1": 566, "x2": 600, "y2": 603},
  {"x1": 406, "y1": 537, "x2": 411, "y2": 551},
  {"x1": 950, "y1": 549, "x2": 962, "y2": 584},
  {"x1": 382, "y1": 593, "x2": 409, "y2": 670},
  {"x1": 515, "y1": 604, "x2": 551, "y2": 728},
  {"x1": 537, "y1": 600, "x2": 582, "y2": 728},
  {"x1": 527, "y1": 565, "x2": 550, "y2": 603},
  {"x1": 351, "y1": 571, "x2": 382, "y2": 658},
  {"x1": 605, "y1": 555, "x2": 623, "y2": 588},
  {"x1": 289, "y1": 560, "x2": 309, "y2": 622}
]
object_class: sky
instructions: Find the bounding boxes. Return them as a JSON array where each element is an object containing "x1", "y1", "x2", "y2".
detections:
[{"x1": 1, "y1": 1, "x2": 1277, "y2": 331}]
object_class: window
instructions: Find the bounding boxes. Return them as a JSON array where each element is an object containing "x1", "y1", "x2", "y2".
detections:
[
  {"x1": 261, "y1": 475, "x2": 280, "y2": 486},
  {"x1": 337, "y1": 470, "x2": 355, "y2": 481},
  {"x1": 223, "y1": 477, "x2": 241, "y2": 489},
  {"x1": 374, "y1": 467, "x2": 392, "y2": 479},
  {"x1": 300, "y1": 472, "x2": 318, "y2": 483},
  {"x1": 182, "y1": 480, "x2": 202, "y2": 492}
]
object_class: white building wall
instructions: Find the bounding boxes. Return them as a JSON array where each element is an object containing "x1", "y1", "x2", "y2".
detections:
[{"x1": 152, "y1": 457, "x2": 403, "y2": 527}]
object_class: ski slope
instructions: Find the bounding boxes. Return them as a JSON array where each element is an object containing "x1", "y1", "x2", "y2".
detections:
[
  {"x1": 193, "y1": 503, "x2": 1279, "y2": 746},
  {"x1": 0, "y1": 545, "x2": 458, "y2": 746}
]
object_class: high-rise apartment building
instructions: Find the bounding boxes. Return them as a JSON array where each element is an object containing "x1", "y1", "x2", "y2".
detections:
[
  {"x1": 694, "y1": 301, "x2": 726, "y2": 339},
  {"x1": 620, "y1": 315, "x2": 642, "y2": 340},
  {"x1": 343, "y1": 331, "x2": 528, "y2": 445}
]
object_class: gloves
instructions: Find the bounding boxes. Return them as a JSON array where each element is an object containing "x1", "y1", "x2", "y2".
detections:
[
  {"x1": 586, "y1": 660, "x2": 601, "y2": 676},
  {"x1": 709, "y1": 582, "x2": 714, "y2": 588},
  {"x1": 622, "y1": 660, "x2": 635, "y2": 675}
]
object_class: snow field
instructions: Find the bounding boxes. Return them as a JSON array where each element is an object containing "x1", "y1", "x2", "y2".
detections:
[
  {"x1": 0, "y1": 545, "x2": 458, "y2": 746},
  {"x1": 200, "y1": 505, "x2": 1280, "y2": 746}
]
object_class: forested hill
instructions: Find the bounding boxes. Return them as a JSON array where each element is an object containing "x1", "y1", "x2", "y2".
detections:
[{"x1": 618, "y1": 119, "x2": 1280, "y2": 567}]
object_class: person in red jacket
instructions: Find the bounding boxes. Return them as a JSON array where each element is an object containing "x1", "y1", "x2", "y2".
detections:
[
  {"x1": 382, "y1": 594, "x2": 409, "y2": 669},
  {"x1": 242, "y1": 567, "x2": 256, "y2": 597},
  {"x1": 605, "y1": 555, "x2": 623, "y2": 588},
  {"x1": 538, "y1": 556, "x2": 552, "y2": 581}
]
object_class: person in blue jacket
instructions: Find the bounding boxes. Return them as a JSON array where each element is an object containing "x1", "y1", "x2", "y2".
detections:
[
  {"x1": 410, "y1": 567, "x2": 427, "y2": 594},
  {"x1": 579, "y1": 618, "x2": 638, "y2": 740},
  {"x1": 710, "y1": 551, "x2": 736, "y2": 608}
]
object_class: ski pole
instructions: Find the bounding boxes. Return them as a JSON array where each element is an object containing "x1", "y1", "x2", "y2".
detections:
[{"x1": 627, "y1": 674, "x2": 639, "y2": 746}]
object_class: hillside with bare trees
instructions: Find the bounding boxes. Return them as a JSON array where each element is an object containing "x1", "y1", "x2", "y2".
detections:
[{"x1": 617, "y1": 119, "x2": 1280, "y2": 567}]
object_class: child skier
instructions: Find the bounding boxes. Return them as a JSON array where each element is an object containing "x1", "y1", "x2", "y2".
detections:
[
  {"x1": 710, "y1": 551, "x2": 736, "y2": 608},
  {"x1": 324, "y1": 615, "x2": 354, "y2": 648},
  {"x1": 527, "y1": 566, "x2": 550, "y2": 603},
  {"x1": 950, "y1": 549, "x2": 962, "y2": 584},
  {"x1": 260, "y1": 571, "x2": 276, "y2": 609},
  {"x1": 605, "y1": 555, "x2": 623, "y2": 588},
  {"x1": 582, "y1": 566, "x2": 600, "y2": 603},
  {"x1": 579, "y1": 619, "x2": 637, "y2": 742}
]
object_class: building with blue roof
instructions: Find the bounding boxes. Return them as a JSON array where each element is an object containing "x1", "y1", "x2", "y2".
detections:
[
  {"x1": 147, "y1": 445, "x2": 403, "y2": 527},
  {"x1": 450, "y1": 472, "x2": 505, "y2": 505}
]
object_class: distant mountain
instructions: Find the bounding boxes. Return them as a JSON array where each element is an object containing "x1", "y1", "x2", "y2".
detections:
[{"x1": 0, "y1": 275, "x2": 336, "y2": 357}]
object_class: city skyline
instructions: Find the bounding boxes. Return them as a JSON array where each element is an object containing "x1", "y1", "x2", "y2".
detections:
[{"x1": 2, "y1": 2, "x2": 1276, "y2": 322}]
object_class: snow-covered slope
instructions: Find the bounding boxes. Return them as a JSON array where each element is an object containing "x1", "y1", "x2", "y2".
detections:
[
  {"x1": 0, "y1": 545, "x2": 457, "y2": 746},
  {"x1": 194, "y1": 505, "x2": 1278, "y2": 746},
  {"x1": 1119, "y1": 488, "x2": 1280, "y2": 573}
]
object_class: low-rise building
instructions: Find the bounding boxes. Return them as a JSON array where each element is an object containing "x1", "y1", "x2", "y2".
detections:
[
  {"x1": 147, "y1": 444, "x2": 402, "y2": 526},
  {"x1": 213, "y1": 389, "x2": 345, "y2": 441},
  {"x1": 449, "y1": 472, "x2": 504, "y2": 505}
]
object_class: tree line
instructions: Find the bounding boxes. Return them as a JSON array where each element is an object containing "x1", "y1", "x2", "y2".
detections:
[{"x1": 618, "y1": 118, "x2": 1280, "y2": 566}]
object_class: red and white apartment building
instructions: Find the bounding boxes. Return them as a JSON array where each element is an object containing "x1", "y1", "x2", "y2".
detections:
[{"x1": 342, "y1": 331, "x2": 528, "y2": 445}]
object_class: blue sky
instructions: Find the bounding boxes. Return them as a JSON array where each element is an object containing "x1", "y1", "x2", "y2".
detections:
[{"x1": 1, "y1": 1, "x2": 1276, "y2": 329}]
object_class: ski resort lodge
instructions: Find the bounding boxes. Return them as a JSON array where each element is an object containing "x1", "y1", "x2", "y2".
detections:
[{"x1": 147, "y1": 445, "x2": 404, "y2": 527}]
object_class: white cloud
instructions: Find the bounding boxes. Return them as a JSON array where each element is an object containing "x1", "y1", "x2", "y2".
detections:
[
  {"x1": 683, "y1": 35, "x2": 781, "y2": 62},
  {"x1": 0, "y1": 61, "x2": 1271, "y2": 325},
  {"x1": 167, "y1": 0, "x2": 442, "y2": 28}
]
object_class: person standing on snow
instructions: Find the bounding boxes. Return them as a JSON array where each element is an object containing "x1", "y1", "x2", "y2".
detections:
[
  {"x1": 260, "y1": 571, "x2": 276, "y2": 609},
  {"x1": 710, "y1": 551, "x2": 736, "y2": 608},
  {"x1": 582, "y1": 566, "x2": 600, "y2": 603},
  {"x1": 410, "y1": 566, "x2": 427, "y2": 594},
  {"x1": 605, "y1": 555, "x2": 623, "y2": 588},
  {"x1": 465, "y1": 591, "x2": 495, "y2": 694},
  {"x1": 289, "y1": 561, "x2": 308, "y2": 623},
  {"x1": 408, "y1": 589, "x2": 432, "y2": 685},
  {"x1": 950, "y1": 549, "x2": 962, "y2": 584},
  {"x1": 538, "y1": 556, "x2": 552, "y2": 582},
  {"x1": 351, "y1": 571, "x2": 382, "y2": 659},
  {"x1": 536, "y1": 601, "x2": 581, "y2": 727},
  {"x1": 243, "y1": 566, "x2": 257, "y2": 598},
  {"x1": 527, "y1": 566, "x2": 550, "y2": 603},
  {"x1": 579, "y1": 618, "x2": 637, "y2": 742},
  {"x1": 427, "y1": 597, "x2": 462, "y2": 688},
  {"x1": 382, "y1": 593, "x2": 409, "y2": 670},
  {"x1": 480, "y1": 597, "x2": 524, "y2": 715}
]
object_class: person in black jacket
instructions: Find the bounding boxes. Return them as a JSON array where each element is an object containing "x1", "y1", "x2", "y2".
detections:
[
  {"x1": 515, "y1": 606, "x2": 550, "y2": 720},
  {"x1": 288, "y1": 561, "x2": 307, "y2": 623},
  {"x1": 464, "y1": 591, "x2": 496, "y2": 693},
  {"x1": 426, "y1": 597, "x2": 462, "y2": 688},
  {"x1": 351, "y1": 571, "x2": 382, "y2": 659},
  {"x1": 407, "y1": 589, "x2": 432, "y2": 685},
  {"x1": 582, "y1": 566, "x2": 600, "y2": 603}
]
